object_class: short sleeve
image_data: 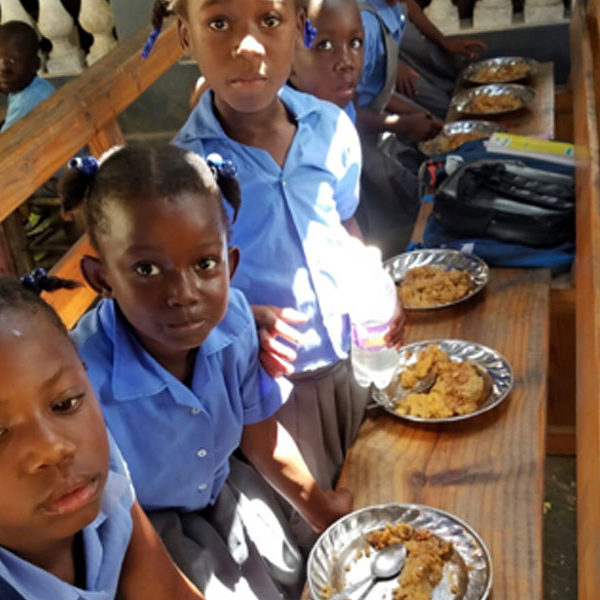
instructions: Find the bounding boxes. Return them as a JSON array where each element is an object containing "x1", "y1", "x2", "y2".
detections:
[{"x1": 358, "y1": 10, "x2": 385, "y2": 107}]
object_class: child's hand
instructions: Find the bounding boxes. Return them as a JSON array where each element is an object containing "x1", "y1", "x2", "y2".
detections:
[
  {"x1": 385, "y1": 298, "x2": 405, "y2": 349},
  {"x1": 396, "y1": 112, "x2": 442, "y2": 142},
  {"x1": 304, "y1": 487, "x2": 354, "y2": 533},
  {"x1": 396, "y1": 60, "x2": 419, "y2": 97},
  {"x1": 251, "y1": 305, "x2": 308, "y2": 378},
  {"x1": 442, "y1": 38, "x2": 487, "y2": 59}
]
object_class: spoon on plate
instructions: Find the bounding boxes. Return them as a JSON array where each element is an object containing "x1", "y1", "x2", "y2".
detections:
[{"x1": 329, "y1": 543, "x2": 407, "y2": 600}]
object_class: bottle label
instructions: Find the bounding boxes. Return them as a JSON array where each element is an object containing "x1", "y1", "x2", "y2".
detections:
[{"x1": 351, "y1": 320, "x2": 391, "y2": 351}]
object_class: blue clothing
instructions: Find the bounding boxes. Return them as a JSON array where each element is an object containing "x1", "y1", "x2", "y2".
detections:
[
  {"x1": 1, "y1": 75, "x2": 54, "y2": 132},
  {"x1": 344, "y1": 101, "x2": 357, "y2": 123},
  {"x1": 0, "y1": 433, "x2": 134, "y2": 600},
  {"x1": 175, "y1": 86, "x2": 362, "y2": 371},
  {"x1": 358, "y1": 1, "x2": 406, "y2": 107},
  {"x1": 71, "y1": 289, "x2": 282, "y2": 512}
]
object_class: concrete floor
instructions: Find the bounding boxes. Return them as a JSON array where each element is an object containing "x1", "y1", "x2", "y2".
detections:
[{"x1": 543, "y1": 456, "x2": 577, "y2": 599}]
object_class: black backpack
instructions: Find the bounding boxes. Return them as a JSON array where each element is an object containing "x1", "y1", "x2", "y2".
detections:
[{"x1": 433, "y1": 159, "x2": 575, "y2": 247}]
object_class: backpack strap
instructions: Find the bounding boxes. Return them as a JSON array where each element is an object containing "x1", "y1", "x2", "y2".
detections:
[{"x1": 358, "y1": 2, "x2": 399, "y2": 113}]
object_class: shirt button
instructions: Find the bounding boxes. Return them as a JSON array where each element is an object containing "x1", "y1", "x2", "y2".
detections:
[
  {"x1": 197, "y1": 483, "x2": 207, "y2": 491},
  {"x1": 197, "y1": 449, "x2": 207, "y2": 458},
  {"x1": 191, "y1": 407, "x2": 201, "y2": 415}
]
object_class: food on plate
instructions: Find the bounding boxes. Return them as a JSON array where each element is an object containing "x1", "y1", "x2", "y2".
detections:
[
  {"x1": 467, "y1": 91, "x2": 522, "y2": 114},
  {"x1": 426, "y1": 130, "x2": 490, "y2": 153},
  {"x1": 390, "y1": 344, "x2": 489, "y2": 418},
  {"x1": 470, "y1": 62, "x2": 531, "y2": 83},
  {"x1": 399, "y1": 265, "x2": 472, "y2": 308}
]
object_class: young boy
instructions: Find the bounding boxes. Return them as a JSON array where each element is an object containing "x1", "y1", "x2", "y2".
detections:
[{"x1": 0, "y1": 21, "x2": 54, "y2": 133}]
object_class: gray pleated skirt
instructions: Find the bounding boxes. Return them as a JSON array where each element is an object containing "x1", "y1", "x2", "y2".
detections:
[{"x1": 149, "y1": 456, "x2": 305, "y2": 600}]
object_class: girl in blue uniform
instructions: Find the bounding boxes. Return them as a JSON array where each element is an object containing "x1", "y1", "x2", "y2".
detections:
[
  {"x1": 64, "y1": 145, "x2": 351, "y2": 600},
  {"x1": 0, "y1": 274, "x2": 205, "y2": 600},
  {"x1": 147, "y1": 0, "x2": 405, "y2": 511}
]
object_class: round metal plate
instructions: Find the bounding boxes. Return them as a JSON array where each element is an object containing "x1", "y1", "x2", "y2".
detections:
[
  {"x1": 450, "y1": 83, "x2": 536, "y2": 115},
  {"x1": 419, "y1": 120, "x2": 504, "y2": 156},
  {"x1": 462, "y1": 56, "x2": 539, "y2": 84},
  {"x1": 308, "y1": 503, "x2": 492, "y2": 600},
  {"x1": 385, "y1": 249, "x2": 489, "y2": 310},
  {"x1": 371, "y1": 339, "x2": 514, "y2": 423}
]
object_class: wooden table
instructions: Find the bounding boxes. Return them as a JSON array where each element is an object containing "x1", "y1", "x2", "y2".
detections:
[{"x1": 446, "y1": 62, "x2": 555, "y2": 138}]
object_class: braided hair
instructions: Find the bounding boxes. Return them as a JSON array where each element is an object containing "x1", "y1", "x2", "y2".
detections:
[
  {"x1": 58, "y1": 144, "x2": 241, "y2": 253},
  {"x1": 0, "y1": 272, "x2": 79, "y2": 340}
]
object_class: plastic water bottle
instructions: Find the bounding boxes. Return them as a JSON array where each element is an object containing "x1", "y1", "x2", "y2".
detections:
[{"x1": 348, "y1": 245, "x2": 399, "y2": 389}]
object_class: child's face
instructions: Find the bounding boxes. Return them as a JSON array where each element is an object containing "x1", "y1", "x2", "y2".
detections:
[
  {"x1": 0, "y1": 36, "x2": 38, "y2": 95},
  {"x1": 178, "y1": 0, "x2": 303, "y2": 115},
  {"x1": 291, "y1": 0, "x2": 364, "y2": 109},
  {"x1": 95, "y1": 193, "x2": 237, "y2": 361},
  {"x1": 0, "y1": 310, "x2": 109, "y2": 557}
]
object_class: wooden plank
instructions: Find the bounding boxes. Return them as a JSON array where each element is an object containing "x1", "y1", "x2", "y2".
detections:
[
  {"x1": 547, "y1": 425, "x2": 576, "y2": 456},
  {"x1": 571, "y1": 0, "x2": 600, "y2": 597},
  {"x1": 446, "y1": 62, "x2": 555, "y2": 138},
  {"x1": 88, "y1": 119, "x2": 127, "y2": 157},
  {"x1": 0, "y1": 22, "x2": 182, "y2": 223},
  {"x1": 554, "y1": 89, "x2": 574, "y2": 142},
  {"x1": 338, "y1": 268, "x2": 549, "y2": 599}
]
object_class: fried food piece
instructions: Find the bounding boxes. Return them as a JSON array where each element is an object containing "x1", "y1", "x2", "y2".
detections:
[
  {"x1": 471, "y1": 62, "x2": 531, "y2": 83},
  {"x1": 468, "y1": 91, "x2": 522, "y2": 114},
  {"x1": 431, "y1": 130, "x2": 489, "y2": 153},
  {"x1": 367, "y1": 522, "x2": 453, "y2": 600},
  {"x1": 399, "y1": 265, "x2": 472, "y2": 308},
  {"x1": 395, "y1": 344, "x2": 487, "y2": 418}
]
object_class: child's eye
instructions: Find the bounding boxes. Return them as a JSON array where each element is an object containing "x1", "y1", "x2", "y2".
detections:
[
  {"x1": 316, "y1": 40, "x2": 334, "y2": 51},
  {"x1": 350, "y1": 38, "x2": 363, "y2": 50},
  {"x1": 52, "y1": 395, "x2": 84, "y2": 414},
  {"x1": 134, "y1": 262, "x2": 161, "y2": 277},
  {"x1": 208, "y1": 18, "x2": 229, "y2": 31},
  {"x1": 262, "y1": 13, "x2": 281, "y2": 28},
  {"x1": 196, "y1": 257, "x2": 219, "y2": 271},
  {"x1": 0, "y1": 427, "x2": 7, "y2": 440}
]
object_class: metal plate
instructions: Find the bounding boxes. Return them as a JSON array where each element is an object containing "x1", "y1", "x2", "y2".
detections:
[
  {"x1": 450, "y1": 83, "x2": 536, "y2": 115},
  {"x1": 419, "y1": 120, "x2": 504, "y2": 156},
  {"x1": 308, "y1": 503, "x2": 492, "y2": 600},
  {"x1": 462, "y1": 56, "x2": 539, "y2": 84},
  {"x1": 371, "y1": 339, "x2": 514, "y2": 423},
  {"x1": 385, "y1": 249, "x2": 489, "y2": 310}
]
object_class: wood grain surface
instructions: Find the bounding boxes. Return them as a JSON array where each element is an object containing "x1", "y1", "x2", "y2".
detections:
[
  {"x1": 334, "y1": 268, "x2": 550, "y2": 600},
  {"x1": 446, "y1": 62, "x2": 555, "y2": 138}
]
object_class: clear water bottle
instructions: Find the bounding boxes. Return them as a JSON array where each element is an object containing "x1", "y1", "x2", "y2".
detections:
[{"x1": 348, "y1": 245, "x2": 399, "y2": 389}]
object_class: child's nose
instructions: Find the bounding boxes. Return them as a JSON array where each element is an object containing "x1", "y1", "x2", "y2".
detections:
[
  {"x1": 336, "y1": 47, "x2": 355, "y2": 72},
  {"x1": 166, "y1": 271, "x2": 200, "y2": 308},
  {"x1": 235, "y1": 33, "x2": 266, "y2": 58},
  {"x1": 21, "y1": 422, "x2": 76, "y2": 474}
]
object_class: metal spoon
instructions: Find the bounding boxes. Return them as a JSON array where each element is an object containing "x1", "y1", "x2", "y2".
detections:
[
  {"x1": 329, "y1": 543, "x2": 407, "y2": 600},
  {"x1": 388, "y1": 370, "x2": 437, "y2": 408}
]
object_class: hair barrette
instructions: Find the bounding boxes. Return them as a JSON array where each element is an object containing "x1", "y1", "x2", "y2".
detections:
[
  {"x1": 68, "y1": 155, "x2": 99, "y2": 177},
  {"x1": 142, "y1": 26, "x2": 161, "y2": 59},
  {"x1": 21, "y1": 267, "x2": 50, "y2": 295},
  {"x1": 303, "y1": 19, "x2": 317, "y2": 48},
  {"x1": 206, "y1": 153, "x2": 238, "y2": 180}
]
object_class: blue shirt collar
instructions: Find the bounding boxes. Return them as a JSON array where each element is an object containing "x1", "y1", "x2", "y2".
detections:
[
  {"x1": 97, "y1": 298, "x2": 244, "y2": 402},
  {"x1": 363, "y1": 0, "x2": 406, "y2": 36}
]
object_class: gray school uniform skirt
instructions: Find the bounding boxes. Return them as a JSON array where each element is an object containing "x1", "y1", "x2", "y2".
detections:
[{"x1": 149, "y1": 457, "x2": 305, "y2": 600}]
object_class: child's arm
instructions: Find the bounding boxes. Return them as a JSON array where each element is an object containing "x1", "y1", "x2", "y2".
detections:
[
  {"x1": 399, "y1": 0, "x2": 487, "y2": 58},
  {"x1": 396, "y1": 60, "x2": 419, "y2": 97},
  {"x1": 241, "y1": 416, "x2": 353, "y2": 532},
  {"x1": 355, "y1": 105, "x2": 442, "y2": 141},
  {"x1": 118, "y1": 501, "x2": 205, "y2": 600}
]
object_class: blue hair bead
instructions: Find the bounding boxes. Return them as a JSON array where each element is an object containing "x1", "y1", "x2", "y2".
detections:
[
  {"x1": 206, "y1": 153, "x2": 237, "y2": 180},
  {"x1": 68, "y1": 156, "x2": 99, "y2": 177},
  {"x1": 142, "y1": 27, "x2": 161, "y2": 59},
  {"x1": 20, "y1": 267, "x2": 49, "y2": 295},
  {"x1": 303, "y1": 19, "x2": 317, "y2": 48}
]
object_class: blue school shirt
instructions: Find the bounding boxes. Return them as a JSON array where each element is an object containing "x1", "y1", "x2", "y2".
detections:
[
  {"x1": 0, "y1": 433, "x2": 134, "y2": 600},
  {"x1": 344, "y1": 101, "x2": 357, "y2": 123},
  {"x1": 71, "y1": 289, "x2": 282, "y2": 513},
  {"x1": 174, "y1": 86, "x2": 362, "y2": 372},
  {"x1": 1, "y1": 75, "x2": 54, "y2": 132},
  {"x1": 358, "y1": 0, "x2": 406, "y2": 107}
]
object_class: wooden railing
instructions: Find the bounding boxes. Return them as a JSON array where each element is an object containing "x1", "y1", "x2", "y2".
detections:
[
  {"x1": 0, "y1": 22, "x2": 182, "y2": 327},
  {"x1": 570, "y1": 0, "x2": 600, "y2": 596}
]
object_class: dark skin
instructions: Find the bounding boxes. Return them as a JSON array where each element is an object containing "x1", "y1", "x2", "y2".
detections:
[
  {"x1": 0, "y1": 308, "x2": 204, "y2": 598},
  {"x1": 0, "y1": 31, "x2": 39, "y2": 95}
]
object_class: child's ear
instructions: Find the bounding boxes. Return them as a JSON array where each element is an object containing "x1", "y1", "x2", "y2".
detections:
[
  {"x1": 227, "y1": 246, "x2": 240, "y2": 280},
  {"x1": 177, "y1": 17, "x2": 192, "y2": 56},
  {"x1": 80, "y1": 255, "x2": 113, "y2": 298},
  {"x1": 296, "y1": 8, "x2": 306, "y2": 41}
]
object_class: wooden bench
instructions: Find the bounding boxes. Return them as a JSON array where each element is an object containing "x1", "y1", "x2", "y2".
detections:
[
  {"x1": 0, "y1": 23, "x2": 182, "y2": 328},
  {"x1": 569, "y1": 0, "x2": 600, "y2": 597}
]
